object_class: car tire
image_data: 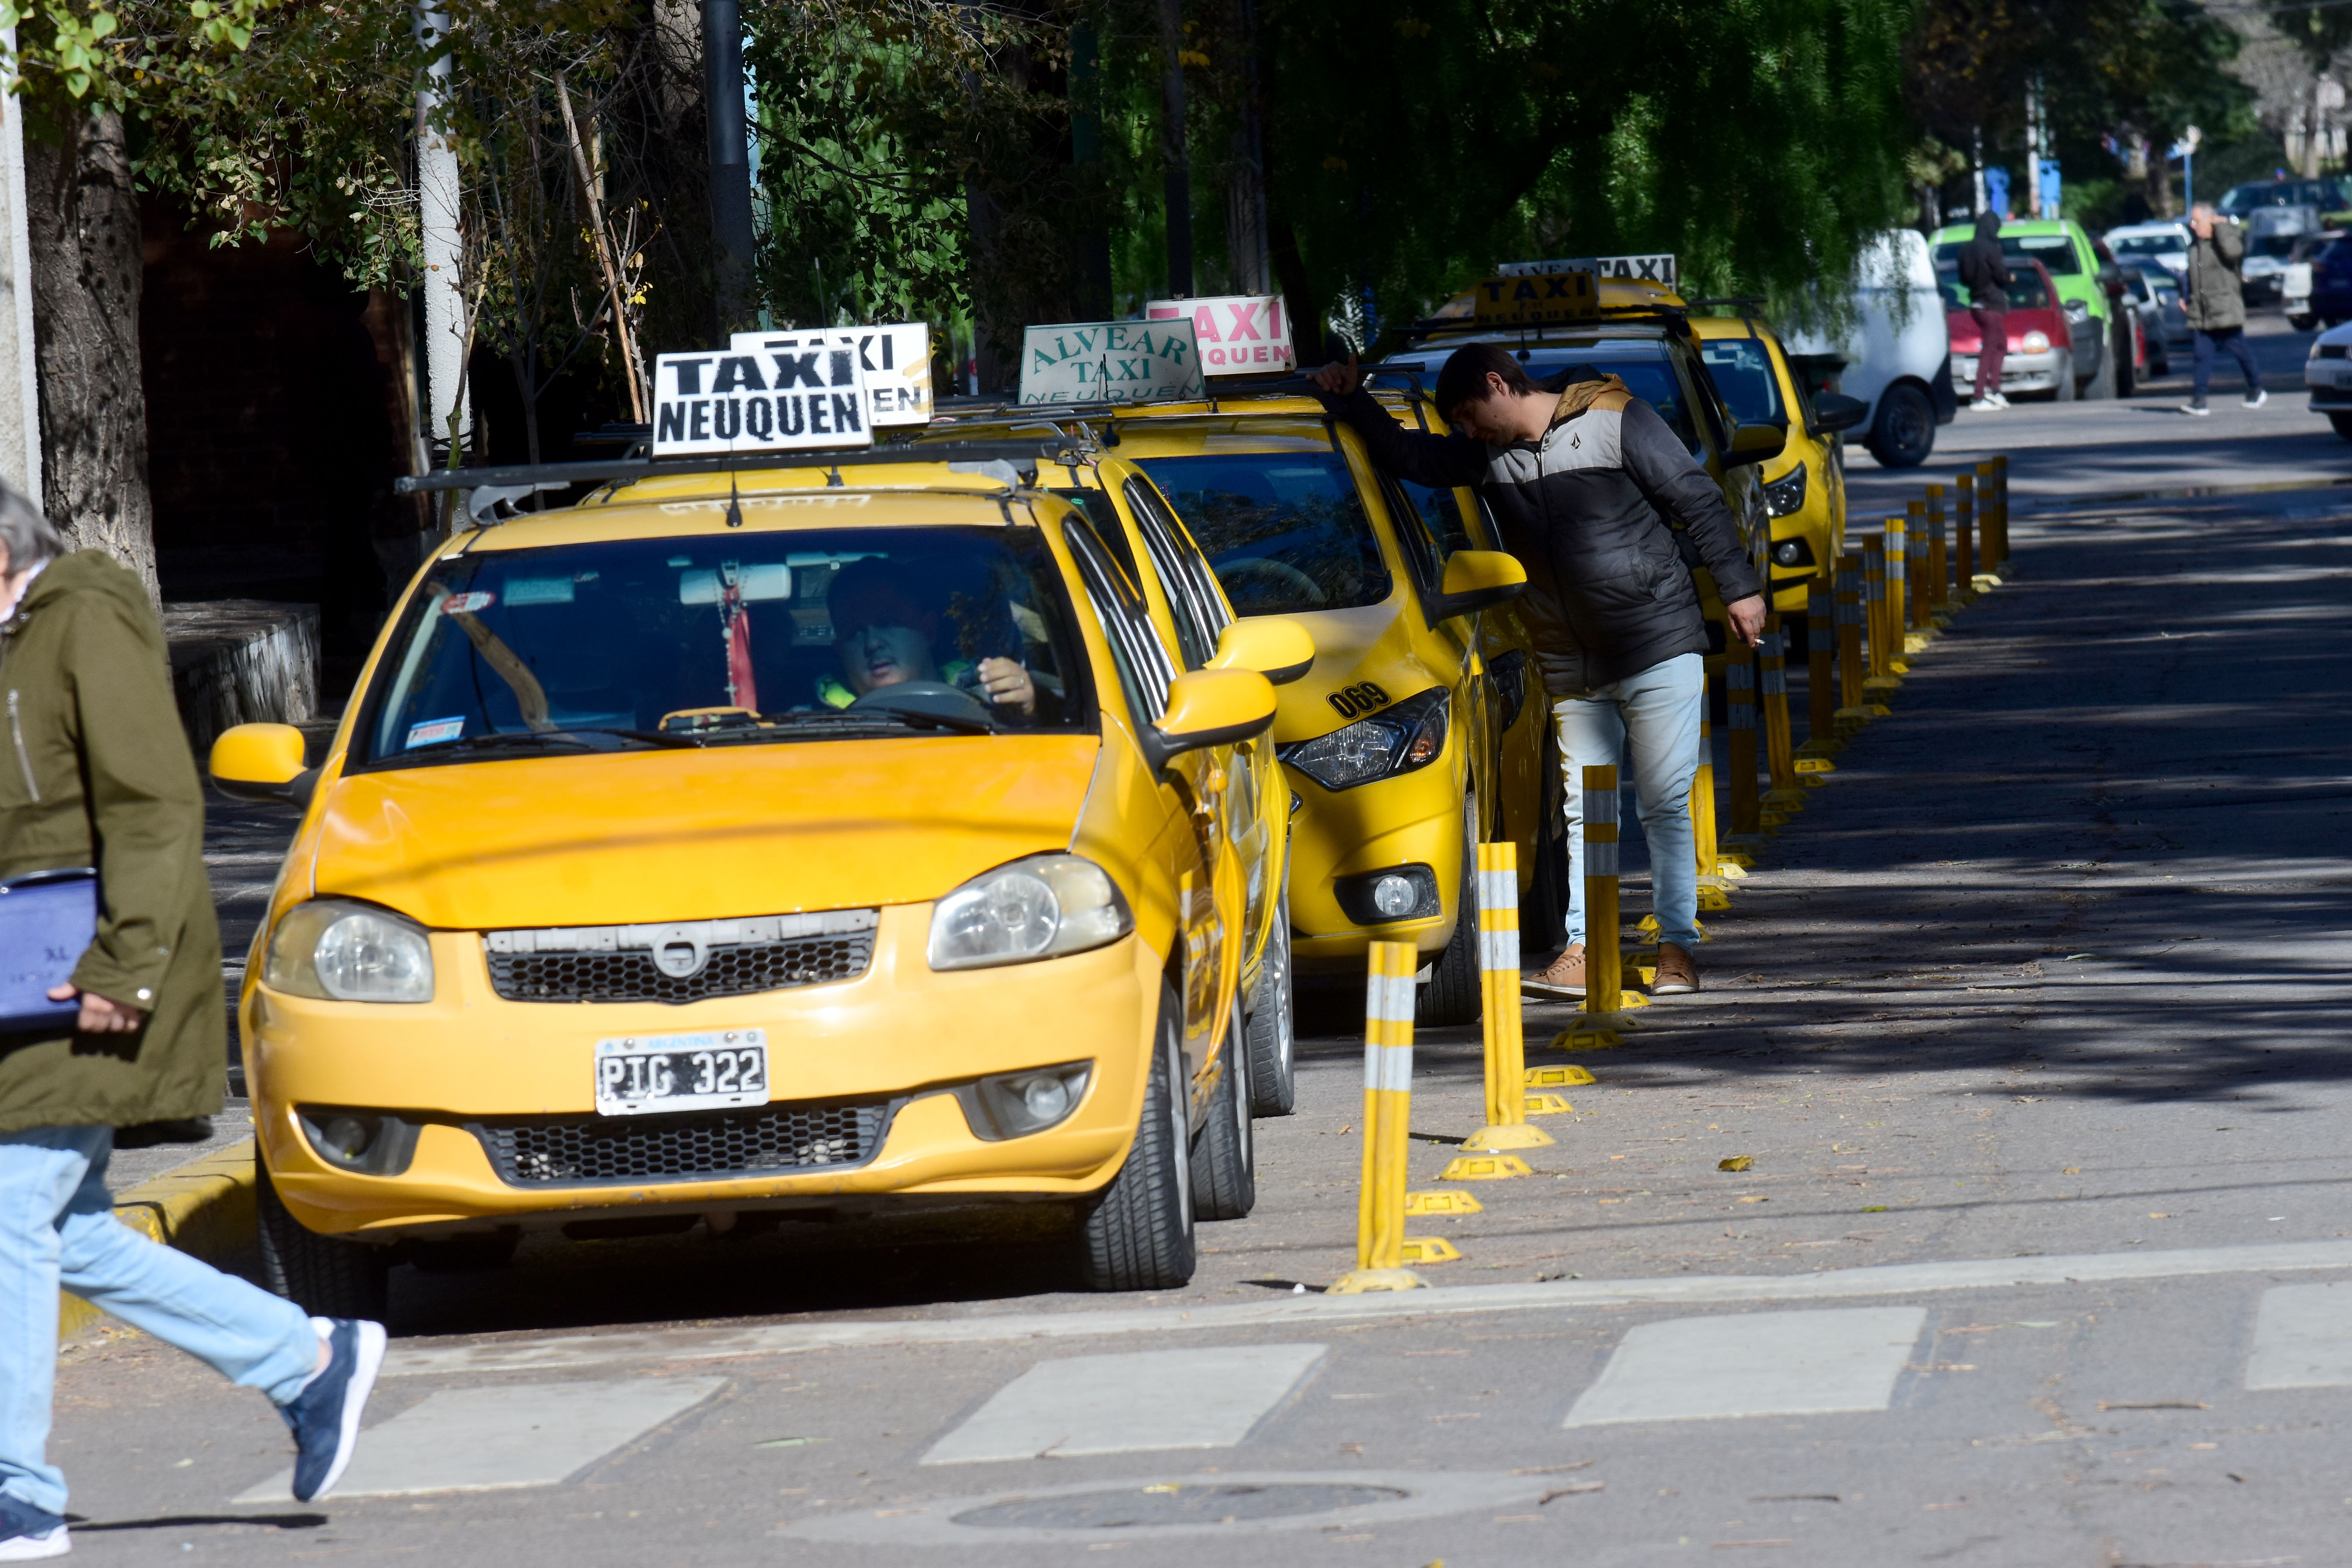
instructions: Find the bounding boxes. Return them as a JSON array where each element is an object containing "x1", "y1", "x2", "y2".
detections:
[
  {"x1": 1190, "y1": 996, "x2": 1257, "y2": 1221},
  {"x1": 1416, "y1": 794, "x2": 1481, "y2": 1027},
  {"x1": 2330, "y1": 413, "x2": 2352, "y2": 442},
  {"x1": 257, "y1": 1157, "x2": 391, "y2": 1321},
  {"x1": 2291, "y1": 314, "x2": 2318, "y2": 332},
  {"x1": 2053, "y1": 350, "x2": 2077, "y2": 402},
  {"x1": 405, "y1": 1231, "x2": 521, "y2": 1273},
  {"x1": 2114, "y1": 322, "x2": 2137, "y2": 398},
  {"x1": 1864, "y1": 383, "x2": 1936, "y2": 468},
  {"x1": 1077, "y1": 982, "x2": 1197, "y2": 1291},
  {"x1": 1244, "y1": 894, "x2": 1297, "y2": 1117},
  {"x1": 2081, "y1": 339, "x2": 2113, "y2": 400}
]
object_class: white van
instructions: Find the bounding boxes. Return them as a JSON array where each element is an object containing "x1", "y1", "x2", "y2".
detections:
[{"x1": 1780, "y1": 229, "x2": 1955, "y2": 469}]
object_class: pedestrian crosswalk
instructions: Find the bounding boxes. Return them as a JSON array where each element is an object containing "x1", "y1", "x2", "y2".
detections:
[{"x1": 228, "y1": 1281, "x2": 2352, "y2": 1501}]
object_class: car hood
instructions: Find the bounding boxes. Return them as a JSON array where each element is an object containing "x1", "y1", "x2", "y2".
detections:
[
  {"x1": 309, "y1": 735, "x2": 1099, "y2": 929},
  {"x1": 1257, "y1": 601, "x2": 1449, "y2": 744}
]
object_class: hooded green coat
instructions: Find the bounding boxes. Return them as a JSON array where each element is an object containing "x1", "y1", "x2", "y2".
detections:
[{"x1": 0, "y1": 549, "x2": 224, "y2": 1133}]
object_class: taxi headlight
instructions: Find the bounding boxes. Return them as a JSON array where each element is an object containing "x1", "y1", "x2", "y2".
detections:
[
  {"x1": 264, "y1": 900, "x2": 434, "y2": 1003},
  {"x1": 2020, "y1": 330, "x2": 2051, "y2": 354},
  {"x1": 1761, "y1": 464, "x2": 1807, "y2": 518},
  {"x1": 1277, "y1": 687, "x2": 1449, "y2": 792},
  {"x1": 927, "y1": 855, "x2": 1134, "y2": 971}
]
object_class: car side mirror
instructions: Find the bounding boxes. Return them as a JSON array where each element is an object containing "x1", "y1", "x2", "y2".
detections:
[
  {"x1": 1208, "y1": 618, "x2": 1315, "y2": 685},
  {"x1": 1811, "y1": 393, "x2": 1868, "y2": 436},
  {"x1": 209, "y1": 723, "x2": 318, "y2": 808},
  {"x1": 1422, "y1": 549, "x2": 1525, "y2": 625},
  {"x1": 1722, "y1": 421, "x2": 1787, "y2": 468},
  {"x1": 1138, "y1": 669, "x2": 1277, "y2": 771}
]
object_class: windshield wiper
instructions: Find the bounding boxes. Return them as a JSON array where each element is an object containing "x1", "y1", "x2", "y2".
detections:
[
  {"x1": 699, "y1": 709, "x2": 1000, "y2": 740},
  {"x1": 410, "y1": 727, "x2": 702, "y2": 758}
]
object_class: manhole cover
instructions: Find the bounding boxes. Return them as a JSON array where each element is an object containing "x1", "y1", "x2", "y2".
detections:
[{"x1": 951, "y1": 1482, "x2": 1405, "y2": 1530}]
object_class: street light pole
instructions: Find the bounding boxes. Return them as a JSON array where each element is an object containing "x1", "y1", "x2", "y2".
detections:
[
  {"x1": 413, "y1": 4, "x2": 469, "y2": 466},
  {"x1": 704, "y1": 0, "x2": 757, "y2": 331}
]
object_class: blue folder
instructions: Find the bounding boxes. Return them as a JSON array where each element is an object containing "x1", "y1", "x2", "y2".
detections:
[{"x1": 0, "y1": 869, "x2": 97, "y2": 1033}]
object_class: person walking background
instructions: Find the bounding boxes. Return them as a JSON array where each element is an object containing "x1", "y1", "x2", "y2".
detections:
[
  {"x1": 1308, "y1": 346, "x2": 1765, "y2": 999},
  {"x1": 0, "y1": 491, "x2": 380, "y2": 1559},
  {"x1": 2182, "y1": 201, "x2": 2265, "y2": 414},
  {"x1": 1956, "y1": 210, "x2": 2014, "y2": 411}
]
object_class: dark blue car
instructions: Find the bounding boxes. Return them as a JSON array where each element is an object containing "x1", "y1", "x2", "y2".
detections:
[{"x1": 2305, "y1": 236, "x2": 2352, "y2": 327}]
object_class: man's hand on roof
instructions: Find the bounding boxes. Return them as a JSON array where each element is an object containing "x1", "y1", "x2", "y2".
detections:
[{"x1": 1307, "y1": 354, "x2": 1362, "y2": 398}]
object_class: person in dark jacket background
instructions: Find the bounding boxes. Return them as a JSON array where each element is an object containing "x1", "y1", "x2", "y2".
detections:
[
  {"x1": 1310, "y1": 343, "x2": 1765, "y2": 998},
  {"x1": 1956, "y1": 210, "x2": 2014, "y2": 411},
  {"x1": 2181, "y1": 202, "x2": 2264, "y2": 415},
  {"x1": 0, "y1": 489, "x2": 382, "y2": 1556}
]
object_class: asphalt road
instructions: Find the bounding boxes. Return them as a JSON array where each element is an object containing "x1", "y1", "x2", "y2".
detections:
[{"x1": 52, "y1": 406, "x2": 2352, "y2": 1565}]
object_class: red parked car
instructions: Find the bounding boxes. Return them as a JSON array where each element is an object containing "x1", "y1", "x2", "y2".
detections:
[{"x1": 1939, "y1": 257, "x2": 2078, "y2": 401}]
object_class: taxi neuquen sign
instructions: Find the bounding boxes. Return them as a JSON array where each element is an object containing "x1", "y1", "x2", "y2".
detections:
[
  {"x1": 652, "y1": 345, "x2": 873, "y2": 456},
  {"x1": 1142, "y1": 294, "x2": 1295, "y2": 376},
  {"x1": 1497, "y1": 253, "x2": 1678, "y2": 286},
  {"x1": 1019, "y1": 319, "x2": 1204, "y2": 405},
  {"x1": 1470, "y1": 270, "x2": 1601, "y2": 329},
  {"x1": 730, "y1": 324, "x2": 931, "y2": 429}
]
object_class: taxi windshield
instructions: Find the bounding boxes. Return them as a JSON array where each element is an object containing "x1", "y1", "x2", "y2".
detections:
[
  {"x1": 353, "y1": 523, "x2": 1089, "y2": 768},
  {"x1": 1935, "y1": 234, "x2": 2081, "y2": 276},
  {"x1": 1698, "y1": 337, "x2": 1783, "y2": 427},
  {"x1": 1515, "y1": 345, "x2": 1699, "y2": 453},
  {"x1": 1128, "y1": 451, "x2": 1392, "y2": 616}
]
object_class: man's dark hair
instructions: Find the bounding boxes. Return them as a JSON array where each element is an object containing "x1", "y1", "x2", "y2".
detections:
[{"x1": 1436, "y1": 343, "x2": 1538, "y2": 417}]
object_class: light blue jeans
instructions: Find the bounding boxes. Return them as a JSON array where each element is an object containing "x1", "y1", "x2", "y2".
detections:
[
  {"x1": 1554, "y1": 650, "x2": 1704, "y2": 953},
  {"x1": 0, "y1": 1127, "x2": 318, "y2": 1516}
]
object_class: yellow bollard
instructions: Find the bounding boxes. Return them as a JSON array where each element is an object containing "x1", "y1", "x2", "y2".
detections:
[
  {"x1": 1926, "y1": 485, "x2": 1950, "y2": 616},
  {"x1": 1903, "y1": 500, "x2": 1929, "y2": 633},
  {"x1": 1691, "y1": 703, "x2": 1719, "y2": 877},
  {"x1": 1803, "y1": 582, "x2": 1837, "y2": 758},
  {"x1": 1582, "y1": 764, "x2": 1625, "y2": 1014},
  {"x1": 1724, "y1": 649, "x2": 1761, "y2": 838},
  {"x1": 1466, "y1": 842, "x2": 1557, "y2": 1148},
  {"x1": 1834, "y1": 553, "x2": 1867, "y2": 716},
  {"x1": 1954, "y1": 475, "x2": 1975, "y2": 600},
  {"x1": 1330, "y1": 941, "x2": 1432, "y2": 1291},
  {"x1": 1759, "y1": 614, "x2": 1803, "y2": 815},
  {"x1": 1861, "y1": 531, "x2": 1888, "y2": 678}
]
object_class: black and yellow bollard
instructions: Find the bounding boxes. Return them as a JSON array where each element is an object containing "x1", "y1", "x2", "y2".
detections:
[
  {"x1": 1331, "y1": 941, "x2": 1432, "y2": 1291},
  {"x1": 1465, "y1": 841, "x2": 1560, "y2": 1149},
  {"x1": 1725, "y1": 649, "x2": 1761, "y2": 840},
  {"x1": 1759, "y1": 615, "x2": 1803, "y2": 820},
  {"x1": 1926, "y1": 484, "x2": 1950, "y2": 619},
  {"x1": 1904, "y1": 499, "x2": 1930, "y2": 635},
  {"x1": 1954, "y1": 474, "x2": 1976, "y2": 600},
  {"x1": 1834, "y1": 553, "x2": 1869, "y2": 722},
  {"x1": 1581, "y1": 764, "x2": 1628, "y2": 1012},
  {"x1": 1803, "y1": 582, "x2": 1838, "y2": 760}
]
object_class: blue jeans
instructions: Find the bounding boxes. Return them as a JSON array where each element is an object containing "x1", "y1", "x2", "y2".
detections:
[
  {"x1": 0, "y1": 1128, "x2": 318, "y2": 1516},
  {"x1": 2191, "y1": 327, "x2": 2260, "y2": 402},
  {"x1": 1553, "y1": 651, "x2": 1704, "y2": 953}
]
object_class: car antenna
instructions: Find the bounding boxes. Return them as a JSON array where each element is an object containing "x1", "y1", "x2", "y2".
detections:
[{"x1": 725, "y1": 468, "x2": 745, "y2": 528}]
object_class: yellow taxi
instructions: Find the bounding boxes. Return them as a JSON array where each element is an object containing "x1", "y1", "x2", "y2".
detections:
[
  {"x1": 208, "y1": 440, "x2": 1309, "y2": 1315},
  {"x1": 1088, "y1": 390, "x2": 1546, "y2": 1022},
  {"x1": 1687, "y1": 310, "x2": 1867, "y2": 616}
]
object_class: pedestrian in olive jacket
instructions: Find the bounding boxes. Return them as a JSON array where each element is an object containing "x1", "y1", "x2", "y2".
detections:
[
  {"x1": 0, "y1": 491, "x2": 382, "y2": 1557},
  {"x1": 2180, "y1": 202, "x2": 2266, "y2": 414}
]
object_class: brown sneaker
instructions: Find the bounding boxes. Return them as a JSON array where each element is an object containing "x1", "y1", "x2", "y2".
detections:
[
  {"x1": 1652, "y1": 942, "x2": 1699, "y2": 995},
  {"x1": 1523, "y1": 943, "x2": 1586, "y2": 1000}
]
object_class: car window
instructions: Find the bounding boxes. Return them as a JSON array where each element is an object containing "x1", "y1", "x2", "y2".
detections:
[
  {"x1": 2004, "y1": 234, "x2": 2081, "y2": 275},
  {"x1": 2250, "y1": 233, "x2": 2299, "y2": 259},
  {"x1": 2111, "y1": 233, "x2": 2182, "y2": 257},
  {"x1": 1521, "y1": 348, "x2": 1700, "y2": 452},
  {"x1": 355, "y1": 524, "x2": 1091, "y2": 765},
  {"x1": 1391, "y1": 479, "x2": 1475, "y2": 562},
  {"x1": 1066, "y1": 517, "x2": 1174, "y2": 723},
  {"x1": 1937, "y1": 262, "x2": 2051, "y2": 310},
  {"x1": 1129, "y1": 450, "x2": 1393, "y2": 616},
  {"x1": 1698, "y1": 337, "x2": 1784, "y2": 427},
  {"x1": 1122, "y1": 476, "x2": 1221, "y2": 668},
  {"x1": 1050, "y1": 488, "x2": 1140, "y2": 587}
]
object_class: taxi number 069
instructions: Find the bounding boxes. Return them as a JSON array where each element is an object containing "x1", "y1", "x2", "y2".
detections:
[{"x1": 593, "y1": 1029, "x2": 769, "y2": 1117}]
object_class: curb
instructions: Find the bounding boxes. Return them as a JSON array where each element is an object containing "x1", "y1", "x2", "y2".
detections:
[{"x1": 62, "y1": 1138, "x2": 258, "y2": 1342}]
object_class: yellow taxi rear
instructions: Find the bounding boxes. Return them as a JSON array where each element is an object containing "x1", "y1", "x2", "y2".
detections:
[
  {"x1": 1689, "y1": 313, "x2": 1853, "y2": 615},
  {"x1": 212, "y1": 475, "x2": 1284, "y2": 1313}
]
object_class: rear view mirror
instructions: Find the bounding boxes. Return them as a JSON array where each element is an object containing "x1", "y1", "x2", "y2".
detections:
[
  {"x1": 1209, "y1": 618, "x2": 1315, "y2": 685},
  {"x1": 1422, "y1": 549, "x2": 1526, "y2": 625},
  {"x1": 210, "y1": 723, "x2": 318, "y2": 809},
  {"x1": 1138, "y1": 669, "x2": 1277, "y2": 771},
  {"x1": 1811, "y1": 393, "x2": 1868, "y2": 436},
  {"x1": 1722, "y1": 421, "x2": 1787, "y2": 468}
]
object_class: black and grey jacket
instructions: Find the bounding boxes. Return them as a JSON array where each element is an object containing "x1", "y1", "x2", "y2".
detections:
[{"x1": 1317, "y1": 375, "x2": 1762, "y2": 695}]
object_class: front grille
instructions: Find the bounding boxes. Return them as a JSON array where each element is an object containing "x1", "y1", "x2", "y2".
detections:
[
  {"x1": 484, "y1": 910, "x2": 877, "y2": 1004},
  {"x1": 472, "y1": 1100, "x2": 897, "y2": 1186}
]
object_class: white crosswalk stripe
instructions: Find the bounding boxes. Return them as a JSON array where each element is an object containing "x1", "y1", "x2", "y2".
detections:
[
  {"x1": 921, "y1": 1343, "x2": 1328, "y2": 1464},
  {"x1": 235, "y1": 1377, "x2": 724, "y2": 1502},
  {"x1": 1563, "y1": 1307, "x2": 1927, "y2": 1427},
  {"x1": 2245, "y1": 1282, "x2": 2352, "y2": 1389}
]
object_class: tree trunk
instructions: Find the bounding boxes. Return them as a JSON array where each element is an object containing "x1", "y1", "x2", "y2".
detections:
[{"x1": 25, "y1": 108, "x2": 156, "y2": 606}]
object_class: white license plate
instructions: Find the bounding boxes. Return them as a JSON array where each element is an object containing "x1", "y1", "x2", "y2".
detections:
[{"x1": 594, "y1": 1029, "x2": 768, "y2": 1117}]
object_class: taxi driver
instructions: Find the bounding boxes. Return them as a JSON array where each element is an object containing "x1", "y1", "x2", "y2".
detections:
[{"x1": 826, "y1": 558, "x2": 1036, "y2": 716}]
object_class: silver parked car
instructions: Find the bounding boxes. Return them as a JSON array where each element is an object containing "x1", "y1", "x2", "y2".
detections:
[{"x1": 2119, "y1": 264, "x2": 2182, "y2": 374}]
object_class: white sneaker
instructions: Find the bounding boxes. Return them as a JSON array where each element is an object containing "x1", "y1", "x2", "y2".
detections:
[
  {"x1": 2244, "y1": 389, "x2": 2268, "y2": 408},
  {"x1": 1989, "y1": 392, "x2": 2011, "y2": 408},
  {"x1": 1968, "y1": 396, "x2": 2000, "y2": 412},
  {"x1": 2182, "y1": 402, "x2": 2211, "y2": 416},
  {"x1": 0, "y1": 1498, "x2": 67, "y2": 1562}
]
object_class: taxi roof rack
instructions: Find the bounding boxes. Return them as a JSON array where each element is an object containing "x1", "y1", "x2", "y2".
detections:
[{"x1": 930, "y1": 367, "x2": 1426, "y2": 424}]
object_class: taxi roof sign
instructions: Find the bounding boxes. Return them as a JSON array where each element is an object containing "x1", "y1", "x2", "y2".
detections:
[
  {"x1": 731, "y1": 324, "x2": 931, "y2": 429},
  {"x1": 651, "y1": 346, "x2": 876, "y2": 457},
  {"x1": 1471, "y1": 270, "x2": 1601, "y2": 330},
  {"x1": 1498, "y1": 253, "x2": 1678, "y2": 286},
  {"x1": 1142, "y1": 294, "x2": 1295, "y2": 377}
]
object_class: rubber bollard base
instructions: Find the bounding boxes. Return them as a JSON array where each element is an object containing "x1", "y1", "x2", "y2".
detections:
[
  {"x1": 1405, "y1": 1190, "x2": 1483, "y2": 1215},
  {"x1": 1794, "y1": 756, "x2": 1836, "y2": 773},
  {"x1": 1527, "y1": 1063, "x2": 1595, "y2": 1087},
  {"x1": 1464, "y1": 1122, "x2": 1554, "y2": 1152},
  {"x1": 1523, "y1": 1093, "x2": 1575, "y2": 1116},
  {"x1": 1399, "y1": 1237, "x2": 1462, "y2": 1265},
  {"x1": 1329, "y1": 1267, "x2": 1429, "y2": 1294},
  {"x1": 1698, "y1": 888, "x2": 1733, "y2": 912},
  {"x1": 1548, "y1": 1028, "x2": 1620, "y2": 1051},
  {"x1": 1440, "y1": 1153, "x2": 1537, "y2": 1181}
]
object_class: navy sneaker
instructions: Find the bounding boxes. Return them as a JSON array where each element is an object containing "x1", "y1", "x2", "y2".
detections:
[
  {"x1": 0, "y1": 1494, "x2": 68, "y2": 1560},
  {"x1": 277, "y1": 1317, "x2": 387, "y2": 1502}
]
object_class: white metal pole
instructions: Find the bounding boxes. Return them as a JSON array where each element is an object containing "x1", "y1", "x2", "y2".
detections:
[
  {"x1": 414, "y1": 5, "x2": 469, "y2": 464},
  {"x1": 0, "y1": 24, "x2": 40, "y2": 506}
]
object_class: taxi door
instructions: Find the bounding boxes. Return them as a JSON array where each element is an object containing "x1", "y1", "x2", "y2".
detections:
[{"x1": 1059, "y1": 510, "x2": 1245, "y2": 1122}]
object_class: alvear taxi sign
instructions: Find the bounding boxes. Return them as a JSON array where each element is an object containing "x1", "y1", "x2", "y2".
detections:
[
  {"x1": 1470, "y1": 270, "x2": 1600, "y2": 329},
  {"x1": 1019, "y1": 319, "x2": 1204, "y2": 404},
  {"x1": 652, "y1": 345, "x2": 876, "y2": 456}
]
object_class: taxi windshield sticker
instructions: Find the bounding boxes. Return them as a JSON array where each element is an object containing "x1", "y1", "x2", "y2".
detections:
[
  {"x1": 1142, "y1": 295, "x2": 1295, "y2": 376},
  {"x1": 406, "y1": 716, "x2": 465, "y2": 749},
  {"x1": 1019, "y1": 319, "x2": 1204, "y2": 404},
  {"x1": 730, "y1": 324, "x2": 931, "y2": 428},
  {"x1": 652, "y1": 345, "x2": 874, "y2": 457}
]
